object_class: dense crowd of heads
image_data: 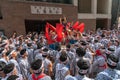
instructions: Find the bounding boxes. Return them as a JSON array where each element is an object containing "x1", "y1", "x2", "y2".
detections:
[{"x1": 0, "y1": 28, "x2": 120, "y2": 80}]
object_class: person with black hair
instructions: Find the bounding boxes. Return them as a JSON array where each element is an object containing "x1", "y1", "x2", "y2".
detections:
[
  {"x1": 60, "y1": 17, "x2": 67, "y2": 32},
  {"x1": 34, "y1": 44, "x2": 47, "y2": 61},
  {"x1": 34, "y1": 47, "x2": 43, "y2": 60},
  {"x1": 42, "y1": 48, "x2": 53, "y2": 77},
  {"x1": 92, "y1": 46, "x2": 107, "y2": 78},
  {"x1": 0, "y1": 48, "x2": 10, "y2": 64},
  {"x1": 3, "y1": 63, "x2": 23, "y2": 80},
  {"x1": 15, "y1": 45, "x2": 23, "y2": 63},
  {"x1": 32, "y1": 40, "x2": 38, "y2": 50},
  {"x1": 114, "y1": 40, "x2": 119, "y2": 49},
  {"x1": 52, "y1": 44, "x2": 61, "y2": 60},
  {"x1": 39, "y1": 36, "x2": 46, "y2": 47},
  {"x1": 26, "y1": 42, "x2": 34, "y2": 65},
  {"x1": 81, "y1": 40, "x2": 96, "y2": 78},
  {"x1": 7, "y1": 75, "x2": 19, "y2": 80},
  {"x1": 49, "y1": 45, "x2": 61, "y2": 79},
  {"x1": 0, "y1": 61, "x2": 6, "y2": 80},
  {"x1": 76, "y1": 47, "x2": 86, "y2": 57},
  {"x1": 66, "y1": 44, "x2": 75, "y2": 75},
  {"x1": 72, "y1": 47, "x2": 91, "y2": 76},
  {"x1": 8, "y1": 39, "x2": 15, "y2": 51},
  {"x1": 100, "y1": 33, "x2": 109, "y2": 48},
  {"x1": 28, "y1": 59, "x2": 52, "y2": 80},
  {"x1": 105, "y1": 45, "x2": 115, "y2": 59},
  {"x1": 115, "y1": 46, "x2": 120, "y2": 70},
  {"x1": 75, "y1": 58, "x2": 93, "y2": 80},
  {"x1": 55, "y1": 45, "x2": 62, "y2": 61},
  {"x1": 95, "y1": 54, "x2": 120, "y2": 80},
  {"x1": 55, "y1": 51, "x2": 70, "y2": 80},
  {"x1": 8, "y1": 50, "x2": 21, "y2": 74},
  {"x1": 63, "y1": 67, "x2": 77, "y2": 80},
  {"x1": 19, "y1": 49, "x2": 30, "y2": 80}
]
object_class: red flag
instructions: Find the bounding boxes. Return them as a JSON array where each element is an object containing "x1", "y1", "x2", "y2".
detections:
[
  {"x1": 78, "y1": 23, "x2": 85, "y2": 33},
  {"x1": 48, "y1": 23, "x2": 56, "y2": 31},
  {"x1": 72, "y1": 21, "x2": 79, "y2": 30},
  {"x1": 45, "y1": 23, "x2": 50, "y2": 40},
  {"x1": 45, "y1": 23, "x2": 56, "y2": 44},
  {"x1": 56, "y1": 24, "x2": 63, "y2": 42}
]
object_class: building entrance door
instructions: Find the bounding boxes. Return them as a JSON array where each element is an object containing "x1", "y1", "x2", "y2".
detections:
[
  {"x1": 25, "y1": 20, "x2": 59, "y2": 34},
  {"x1": 96, "y1": 19, "x2": 108, "y2": 30}
]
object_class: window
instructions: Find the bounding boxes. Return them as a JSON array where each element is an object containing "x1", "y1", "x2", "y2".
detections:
[
  {"x1": 0, "y1": 6, "x2": 2, "y2": 19},
  {"x1": 27, "y1": 0, "x2": 72, "y2": 4},
  {"x1": 78, "y1": 0, "x2": 92, "y2": 13},
  {"x1": 97, "y1": 0, "x2": 109, "y2": 14}
]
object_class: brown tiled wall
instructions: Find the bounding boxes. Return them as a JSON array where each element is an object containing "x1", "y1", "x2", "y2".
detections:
[
  {"x1": 78, "y1": 19, "x2": 96, "y2": 32},
  {"x1": 78, "y1": 19, "x2": 111, "y2": 32},
  {"x1": 0, "y1": 0, "x2": 77, "y2": 37},
  {"x1": 0, "y1": 0, "x2": 111, "y2": 37}
]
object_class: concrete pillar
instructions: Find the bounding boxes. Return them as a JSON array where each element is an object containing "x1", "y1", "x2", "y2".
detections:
[
  {"x1": 73, "y1": 0, "x2": 78, "y2": 6},
  {"x1": 91, "y1": 0, "x2": 97, "y2": 14},
  {"x1": 108, "y1": 0, "x2": 112, "y2": 14}
]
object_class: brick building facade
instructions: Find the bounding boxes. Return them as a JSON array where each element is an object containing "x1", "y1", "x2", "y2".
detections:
[{"x1": 0, "y1": 0, "x2": 112, "y2": 37}]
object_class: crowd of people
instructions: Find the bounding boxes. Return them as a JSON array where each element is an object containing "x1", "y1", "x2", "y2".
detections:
[{"x1": 0, "y1": 20, "x2": 120, "y2": 80}]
